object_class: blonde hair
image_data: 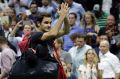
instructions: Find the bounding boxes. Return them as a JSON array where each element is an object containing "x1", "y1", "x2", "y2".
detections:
[
  {"x1": 83, "y1": 49, "x2": 99, "y2": 65},
  {"x1": 81, "y1": 11, "x2": 97, "y2": 27}
]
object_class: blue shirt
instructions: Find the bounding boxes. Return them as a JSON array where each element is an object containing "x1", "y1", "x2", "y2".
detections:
[
  {"x1": 68, "y1": 44, "x2": 92, "y2": 79},
  {"x1": 63, "y1": 24, "x2": 84, "y2": 51},
  {"x1": 69, "y1": 2, "x2": 85, "y2": 25},
  {"x1": 38, "y1": 5, "x2": 56, "y2": 21}
]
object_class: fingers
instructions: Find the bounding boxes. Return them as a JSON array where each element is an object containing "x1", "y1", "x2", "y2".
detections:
[
  {"x1": 60, "y1": 3, "x2": 69, "y2": 10},
  {"x1": 64, "y1": 3, "x2": 69, "y2": 10},
  {"x1": 61, "y1": 2, "x2": 69, "y2": 10},
  {"x1": 59, "y1": 3, "x2": 69, "y2": 13},
  {"x1": 61, "y1": 3, "x2": 64, "y2": 9},
  {"x1": 57, "y1": 3, "x2": 69, "y2": 18}
]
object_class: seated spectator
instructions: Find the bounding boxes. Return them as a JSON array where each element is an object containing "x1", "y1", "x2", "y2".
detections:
[
  {"x1": 98, "y1": 15, "x2": 118, "y2": 36},
  {"x1": 81, "y1": 11, "x2": 100, "y2": 48},
  {"x1": 99, "y1": 15, "x2": 119, "y2": 54}
]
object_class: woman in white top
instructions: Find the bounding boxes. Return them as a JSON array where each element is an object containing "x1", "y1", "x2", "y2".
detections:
[{"x1": 78, "y1": 49, "x2": 102, "y2": 79}]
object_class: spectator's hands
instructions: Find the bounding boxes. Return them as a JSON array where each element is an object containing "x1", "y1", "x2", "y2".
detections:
[{"x1": 16, "y1": 20, "x2": 23, "y2": 28}]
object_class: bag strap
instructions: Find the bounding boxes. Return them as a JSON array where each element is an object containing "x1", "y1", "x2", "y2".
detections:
[
  {"x1": 53, "y1": 43, "x2": 62, "y2": 65},
  {"x1": 53, "y1": 43, "x2": 67, "y2": 79}
]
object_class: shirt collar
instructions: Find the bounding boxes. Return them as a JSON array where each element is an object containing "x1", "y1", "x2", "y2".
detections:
[{"x1": 100, "y1": 51, "x2": 110, "y2": 57}]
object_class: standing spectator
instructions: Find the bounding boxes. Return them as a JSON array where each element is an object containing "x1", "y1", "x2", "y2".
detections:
[
  {"x1": 99, "y1": 40, "x2": 120, "y2": 79},
  {"x1": 29, "y1": 1, "x2": 39, "y2": 23},
  {"x1": 95, "y1": 34, "x2": 108, "y2": 55},
  {"x1": 3, "y1": 7, "x2": 17, "y2": 21},
  {"x1": 0, "y1": 36, "x2": 16, "y2": 79},
  {"x1": 33, "y1": 0, "x2": 42, "y2": 7},
  {"x1": 64, "y1": 0, "x2": 85, "y2": 25},
  {"x1": 68, "y1": 33, "x2": 92, "y2": 79},
  {"x1": 8, "y1": 23, "x2": 33, "y2": 57},
  {"x1": 2, "y1": 19, "x2": 11, "y2": 38},
  {"x1": 8, "y1": 0, "x2": 32, "y2": 15},
  {"x1": 38, "y1": 0, "x2": 57, "y2": 21},
  {"x1": 78, "y1": 49, "x2": 102, "y2": 79},
  {"x1": 63, "y1": 12, "x2": 84, "y2": 51}
]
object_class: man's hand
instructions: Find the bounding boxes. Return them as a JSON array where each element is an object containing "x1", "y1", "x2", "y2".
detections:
[{"x1": 58, "y1": 3, "x2": 69, "y2": 18}]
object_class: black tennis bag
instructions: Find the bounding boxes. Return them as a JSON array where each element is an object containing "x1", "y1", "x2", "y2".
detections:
[{"x1": 8, "y1": 44, "x2": 59, "y2": 79}]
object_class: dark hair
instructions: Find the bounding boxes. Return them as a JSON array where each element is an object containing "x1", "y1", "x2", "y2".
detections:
[
  {"x1": 0, "y1": 36, "x2": 7, "y2": 44},
  {"x1": 0, "y1": 36, "x2": 17, "y2": 53},
  {"x1": 70, "y1": 33, "x2": 86, "y2": 41},
  {"x1": 36, "y1": 13, "x2": 51, "y2": 27},
  {"x1": 69, "y1": 12, "x2": 77, "y2": 19},
  {"x1": 30, "y1": 1, "x2": 38, "y2": 7}
]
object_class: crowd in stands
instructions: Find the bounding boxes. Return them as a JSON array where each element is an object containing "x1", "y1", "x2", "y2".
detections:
[{"x1": 0, "y1": 0, "x2": 120, "y2": 79}]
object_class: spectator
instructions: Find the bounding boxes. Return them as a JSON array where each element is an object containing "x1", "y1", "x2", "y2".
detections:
[
  {"x1": 78, "y1": 49, "x2": 102, "y2": 79},
  {"x1": 29, "y1": 1, "x2": 39, "y2": 23},
  {"x1": 8, "y1": 23, "x2": 33, "y2": 57},
  {"x1": 98, "y1": 15, "x2": 119, "y2": 54},
  {"x1": 81, "y1": 11, "x2": 99, "y2": 48},
  {"x1": 38, "y1": 0, "x2": 57, "y2": 21},
  {"x1": 98, "y1": 15, "x2": 118, "y2": 41},
  {"x1": 64, "y1": 0, "x2": 85, "y2": 25},
  {"x1": 68, "y1": 33, "x2": 91, "y2": 79},
  {"x1": 99, "y1": 40, "x2": 120, "y2": 79},
  {"x1": 92, "y1": 34, "x2": 109, "y2": 55},
  {"x1": 0, "y1": 36, "x2": 16, "y2": 79},
  {"x1": 8, "y1": 0, "x2": 32, "y2": 15},
  {"x1": 63, "y1": 12, "x2": 84, "y2": 51}
]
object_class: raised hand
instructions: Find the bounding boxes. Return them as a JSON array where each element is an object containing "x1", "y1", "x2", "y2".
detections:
[{"x1": 58, "y1": 3, "x2": 69, "y2": 18}]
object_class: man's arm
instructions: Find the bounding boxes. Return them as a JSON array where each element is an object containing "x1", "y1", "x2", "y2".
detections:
[
  {"x1": 56, "y1": 17, "x2": 70, "y2": 38},
  {"x1": 10, "y1": 20, "x2": 22, "y2": 37},
  {"x1": 41, "y1": 3, "x2": 69, "y2": 40}
]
